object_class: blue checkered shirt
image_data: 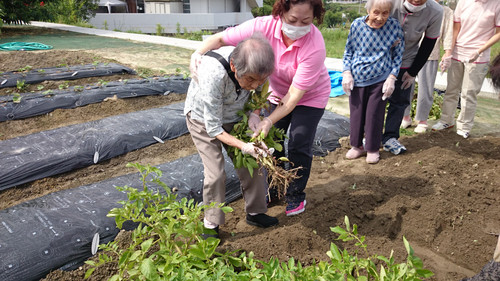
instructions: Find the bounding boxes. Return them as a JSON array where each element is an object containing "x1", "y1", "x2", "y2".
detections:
[{"x1": 343, "y1": 16, "x2": 404, "y2": 87}]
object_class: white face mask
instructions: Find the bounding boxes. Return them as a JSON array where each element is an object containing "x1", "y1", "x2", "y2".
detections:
[
  {"x1": 281, "y1": 21, "x2": 311, "y2": 41},
  {"x1": 403, "y1": 1, "x2": 427, "y2": 13}
]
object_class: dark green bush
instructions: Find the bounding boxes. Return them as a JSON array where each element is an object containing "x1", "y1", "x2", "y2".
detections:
[{"x1": 0, "y1": 0, "x2": 98, "y2": 25}]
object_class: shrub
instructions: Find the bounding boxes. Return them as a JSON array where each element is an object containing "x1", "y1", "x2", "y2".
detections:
[
  {"x1": 0, "y1": 0, "x2": 50, "y2": 24},
  {"x1": 409, "y1": 83, "x2": 444, "y2": 121},
  {"x1": 86, "y1": 163, "x2": 434, "y2": 280},
  {"x1": 0, "y1": 0, "x2": 98, "y2": 25},
  {"x1": 85, "y1": 163, "x2": 238, "y2": 280}
]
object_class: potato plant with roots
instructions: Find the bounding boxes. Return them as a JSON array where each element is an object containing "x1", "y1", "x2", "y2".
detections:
[{"x1": 228, "y1": 81, "x2": 300, "y2": 200}]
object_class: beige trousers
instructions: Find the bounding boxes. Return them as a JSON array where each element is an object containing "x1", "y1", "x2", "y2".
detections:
[
  {"x1": 186, "y1": 114, "x2": 268, "y2": 226},
  {"x1": 439, "y1": 60, "x2": 489, "y2": 132}
]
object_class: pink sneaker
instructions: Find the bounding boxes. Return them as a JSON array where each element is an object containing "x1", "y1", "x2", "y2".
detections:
[
  {"x1": 286, "y1": 200, "x2": 306, "y2": 216},
  {"x1": 346, "y1": 147, "x2": 365, "y2": 159}
]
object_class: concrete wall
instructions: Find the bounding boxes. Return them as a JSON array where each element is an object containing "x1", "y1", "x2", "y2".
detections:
[
  {"x1": 88, "y1": 12, "x2": 255, "y2": 33},
  {"x1": 145, "y1": 2, "x2": 183, "y2": 13},
  {"x1": 189, "y1": 0, "x2": 253, "y2": 13}
]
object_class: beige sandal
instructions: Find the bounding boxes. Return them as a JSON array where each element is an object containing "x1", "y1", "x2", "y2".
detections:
[
  {"x1": 346, "y1": 147, "x2": 365, "y2": 159},
  {"x1": 366, "y1": 152, "x2": 380, "y2": 164}
]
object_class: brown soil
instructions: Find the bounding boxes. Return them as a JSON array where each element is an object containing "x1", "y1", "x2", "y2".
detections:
[{"x1": 1, "y1": 27, "x2": 499, "y2": 281}]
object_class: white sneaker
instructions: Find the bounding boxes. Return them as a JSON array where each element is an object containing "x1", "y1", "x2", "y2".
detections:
[
  {"x1": 432, "y1": 121, "x2": 454, "y2": 131},
  {"x1": 400, "y1": 118, "x2": 412, "y2": 129},
  {"x1": 383, "y1": 138, "x2": 407, "y2": 155},
  {"x1": 457, "y1": 129, "x2": 470, "y2": 139},
  {"x1": 414, "y1": 123, "x2": 428, "y2": 133}
]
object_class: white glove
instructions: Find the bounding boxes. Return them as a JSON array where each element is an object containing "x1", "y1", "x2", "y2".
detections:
[
  {"x1": 439, "y1": 55, "x2": 452, "y2": 72},
  {"x1": 248, "y1": 112, "x2": 261, "y2": 132},
  {"x1": 252, "y1": 117, "x2": 273, "y2": 138},
  {"x1": 400, "y1": 72, "x2": 415, "y2": 90},
  {"x1": 189, "y1": 51, "x2": 203, "y2": 83},
  {"x1": 467, "y1": 50, "x2": 480, "y2": 63},
  {"x1": 241, "y1": 142, "x2": 267, "y2": 159},
  {"x1": 382, "y1": 75, "x2": 396, "y2": 100},
  {"x1": 342, "y1": 71, "x2": 354, "y2": 96}
]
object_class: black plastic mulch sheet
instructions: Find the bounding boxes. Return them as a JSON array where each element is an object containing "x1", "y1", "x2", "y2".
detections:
[
  {"x1": 0, "y1": 109, "x2": 350, "y2": 281},
  {"x1": 0, "y1": 63, "x2": 136, "y2": 88},
  {"x1": 0, "y1": 152, "x2": 241, "y2": 281},
  {"x1": 0, "y1": 102, "x2": 188, "y2": 191},
  {"x1": 312, "y1": 110, "x2": 350, "y2": 157},
  {"x1": 0, "y1": 76, "x2": 191, "y2": 121}
]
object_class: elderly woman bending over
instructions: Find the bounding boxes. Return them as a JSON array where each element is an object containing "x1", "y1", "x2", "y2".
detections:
[
  {"x1": 184, "y1": 34, "x2": 279, "y2": 239},
  {"x1": 342, "y1": 0, "x2": 404, "y2": 164}
]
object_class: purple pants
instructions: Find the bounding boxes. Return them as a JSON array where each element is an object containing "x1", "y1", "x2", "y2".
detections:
[{"x1": 349, "y1": 81, "x2": 387, "y2": 153}]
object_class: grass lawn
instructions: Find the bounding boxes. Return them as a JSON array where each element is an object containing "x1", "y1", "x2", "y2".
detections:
[{"x1": 322, "y1": 28, "x2": 500, "y2": 63}]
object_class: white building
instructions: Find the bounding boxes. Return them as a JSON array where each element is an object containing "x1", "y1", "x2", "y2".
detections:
[{"x1": 89, "y1": 0, "x2": 262, "y2": 34}]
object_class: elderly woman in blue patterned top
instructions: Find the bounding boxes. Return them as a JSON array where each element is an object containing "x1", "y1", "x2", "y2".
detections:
[{"x1": 342, "y1": 0, "x2": 404, "y2": 164}]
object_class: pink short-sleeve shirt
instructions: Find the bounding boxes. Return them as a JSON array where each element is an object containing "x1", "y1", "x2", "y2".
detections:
[
  {"x1": 222, "y1": 16, "x2": 331, "y2": 108},
  {"x1": 453, "y1": 0, "x2": 500, "y2": 63}
]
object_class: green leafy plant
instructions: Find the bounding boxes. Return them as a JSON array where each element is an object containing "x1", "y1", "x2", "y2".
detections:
[
  {"x1": 176, "y1": 22, "x2": 181, "y2": 35},
  {"x1": 85, "y1": 163, "x2": 248, "y2": 280},
  {"x1": 58, "y1": 81, "x2": 70, "y2": 90},
  {"x1": 97, "y1": 79, "x2": 108, "y2": 87},
  {"x1": 74, "y1": 85, "x2": 84, "y2": 92},
  {"x1": 409, "y1": 84, "x2": 443, "y2": 120},
  {"x1": 85, "y1": 164, "x2": 433, "y2": 280},
  {"x1": 17, "y1": 65, "x2": 33, "y2": 72},
  {"x1": 155, "y1": 23, "x2": 164, "y2": 36},
  {"x1": 136, "y1": 67, "x2": 155, "y2": 78},
  {"x1": 37, "y1": 85, "x2": 45, "y2": 91},
  {"x1": 175, "y1": 67, "x2": 189, "y2": 79},
  {"x1": 16, "y1": 79, "x2": 27, "y2": 92},
  {"x1": 227, "y1": 82, "x2": 299, "y2": 198},
  {"x1": 12, "y1": 93, "x2": 22, "y2": 103},
  {"x1": 327, "y1": 216, "x2": 434, "y2": 280},
  {"x1": 42, "y1": 0, "x2": 98, "y2": 25},
  {"x1": 0, "y1": 8, "x2": 4, "y2": 32}
]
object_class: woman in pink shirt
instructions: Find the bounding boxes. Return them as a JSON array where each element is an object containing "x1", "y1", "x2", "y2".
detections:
[{"x1": 190, "y1": 0, "x2": 331, "y2": 217}]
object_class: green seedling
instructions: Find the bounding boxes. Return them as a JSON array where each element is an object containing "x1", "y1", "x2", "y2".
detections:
[
  {"x1": 17, "y1": 65, "x2": 33, "y2": 72},
  {"x1": 12, "y1": 93, "x2": 22, "y2": 103},
  {"x1": 74, "y1": 85, "x2": 84, "y2": 92},
  {"x1": 37, "y1": 85, "x2": 44, "y2": 91},
  {"x1": 58, "y1": 81, "x2": 70, "y2": 90},
  {"x1": 16, "y1": 79, "x2": 27, "y2": 92},
  {"x1": 98, "y1": 79, "x2": 108, "y2": 87}
]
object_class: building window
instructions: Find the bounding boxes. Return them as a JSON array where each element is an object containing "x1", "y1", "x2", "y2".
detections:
[{"x1": 183, "y1": 0, "x2": 190, "y2": 13}]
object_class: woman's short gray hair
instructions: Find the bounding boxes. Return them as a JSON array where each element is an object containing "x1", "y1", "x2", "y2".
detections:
[
  {"x1": 365, "y1": 0, "x2": 396, "y2": 15},
  {"x1": 231, "y1": 33, "x2": 275, "y2": 78}
]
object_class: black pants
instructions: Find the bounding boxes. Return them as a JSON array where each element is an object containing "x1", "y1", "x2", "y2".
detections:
[{"x1": 383, "y1": 70, "x2": 413, "y2": 143}]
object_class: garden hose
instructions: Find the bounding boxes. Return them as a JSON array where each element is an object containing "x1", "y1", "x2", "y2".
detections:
[{"x1": 0, "y1": 42, "x2": 53, "y2": 51}]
